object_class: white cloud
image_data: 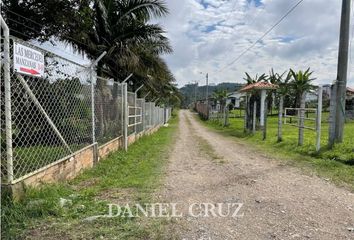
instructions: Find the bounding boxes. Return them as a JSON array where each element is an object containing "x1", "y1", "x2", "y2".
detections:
[{"x1": 159, "y1": 0, "x2": 354, "y2": 87}]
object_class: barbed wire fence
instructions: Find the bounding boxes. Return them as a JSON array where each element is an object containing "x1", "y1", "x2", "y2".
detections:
[{"x1": 0, "y1": 23, "x2": 172, "y2": 185}]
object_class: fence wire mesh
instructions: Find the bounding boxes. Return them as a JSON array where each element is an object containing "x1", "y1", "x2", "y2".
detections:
[
  {"x1": 136, "y1": 98, "x2": 144, "y2": 133},
  {"x1": 127, "y1": 91, "x2": 136, "y2": 135},
  {"x1": 1, "y1": 34, "x2": 173, "y2": 184},
  {"x1": 1, "y1": 37, "x2": 92, "y2": 182},
  {"x1": 94, "y1": 77, "x2": 124, "y2": 145}
]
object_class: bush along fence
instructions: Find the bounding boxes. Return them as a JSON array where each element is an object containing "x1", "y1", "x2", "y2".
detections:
[{"x1": 0, "y1": 24, "x2": 172, "y2": 198}]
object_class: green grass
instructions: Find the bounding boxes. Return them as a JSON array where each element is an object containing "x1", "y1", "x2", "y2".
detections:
[
  {"x1": 1, "y1": 143, "x2": 88, "y2": 182},
  {"x1": 198, "y1": 113, "x2": 354, "y2": 191},
  {"x1": 230, "y1": 109, "x2": 245, "y2": 117},
  {"x1": 1, "y1": 113, "x2": 179, "y2": 240}
]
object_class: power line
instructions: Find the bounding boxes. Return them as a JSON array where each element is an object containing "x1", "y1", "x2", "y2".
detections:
[
  {"x1": 2, "y1": 6, "x2": 158, "y2": 78},
  {"x1": 5, "y1": 18, "x2": 91, "y2": 62},
  {"x1": 2, "y1": 6, "x2": 104, "y2": 56},
  {"x1": 1, "y1": 8, "x2": 129, "y2": 76},
  {"x1": 219, "y1": 0, "x2": 305, "y2": 72}
]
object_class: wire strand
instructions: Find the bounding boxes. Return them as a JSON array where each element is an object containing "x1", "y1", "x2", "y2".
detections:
[{"x1": 218, "y1": 0, "x2": 305, "y2": 72}]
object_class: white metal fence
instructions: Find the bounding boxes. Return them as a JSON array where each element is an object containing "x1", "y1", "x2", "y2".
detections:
[{"x1": 0, "y1": 34, "x2": 172, "y2": 184}]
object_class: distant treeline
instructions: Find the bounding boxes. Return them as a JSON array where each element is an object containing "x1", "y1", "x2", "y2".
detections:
[{"x1": 179, "y1": 82, "x2": 244, "y2": 108}]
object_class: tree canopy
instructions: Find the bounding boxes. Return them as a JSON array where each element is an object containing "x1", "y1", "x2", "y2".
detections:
[{"x1": 2, "y1": 0, "x2": 179, "y2": 105}]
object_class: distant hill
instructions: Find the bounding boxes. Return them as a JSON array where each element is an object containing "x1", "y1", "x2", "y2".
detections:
[{"x1": 179, "y1": 82, "x2": 244, "y2": 108}]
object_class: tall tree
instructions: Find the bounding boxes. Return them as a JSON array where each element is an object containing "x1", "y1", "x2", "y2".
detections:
[
  {"x1": 244, "y1": 72, "x2": 267, "y2": 84},
  {"x1": 3, "y1": 0, "x2": 178, "y2": 138},
  {"x1": 267, "y1": 68, "x2": 284, "y2": 113}
]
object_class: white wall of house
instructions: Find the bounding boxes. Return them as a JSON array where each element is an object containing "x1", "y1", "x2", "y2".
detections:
[{"x1": 226, "y1": 92, "x2": 246, "y2": 108}]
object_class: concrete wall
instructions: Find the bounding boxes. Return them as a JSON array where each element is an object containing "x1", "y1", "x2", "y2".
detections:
[{"x1": 98, "y1": 137, "x2": 123, "y2": 161}]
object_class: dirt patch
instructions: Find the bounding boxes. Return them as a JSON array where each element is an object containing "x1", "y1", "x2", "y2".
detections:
[
  {"x1": 159, "y1": 110, "x2": 354, "y2": 240},
  {"x1": 72, "y1": 178, "x2": 100, "y2": 191},
  {"x1": 95, "y1": 187, "x2": 137, "y2": 203}
]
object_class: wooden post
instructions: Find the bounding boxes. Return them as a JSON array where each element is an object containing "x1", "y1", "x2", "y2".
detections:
[
  {"x1": 252, "y1": 102, "x2": 257, "y2": 133},
  {"x1": 278, "y1": 95, "x2": 284, "y2": 142},
  {"x1": 316, "y1": 86, "x2": 323, "y2": 151},
  {"x1": 224, "y1": 105, "x2": 229, "y2": 126},
  {"x1": 328, "y1": 83, "x2": 337, "y2": 147},
  {"x1": 244, "y1": 95, "x2": 248, "y2": 132},
  {"x1": 263, "y1": 101, "x2": 268, "y2": 140},
  {"x1": 298, "y1": 92, "x2": 306, "y2": 146}
]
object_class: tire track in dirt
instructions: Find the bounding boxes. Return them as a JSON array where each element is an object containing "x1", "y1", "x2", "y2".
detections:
[{"x1": 158, "y1": 110, "x2": 354, "y2": 240}]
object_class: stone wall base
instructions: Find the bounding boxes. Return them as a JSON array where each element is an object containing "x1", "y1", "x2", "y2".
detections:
[{"x1": 4, "y1": 124, "x2": 163, "y2": 200}]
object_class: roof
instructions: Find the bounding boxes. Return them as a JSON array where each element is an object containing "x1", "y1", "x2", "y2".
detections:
[
  {"x1": 239, "y1": 81, "x2": 278, "y2": 92},
  {"x1": 347, "y1": 87, "x2": 354, "y2": 93}
]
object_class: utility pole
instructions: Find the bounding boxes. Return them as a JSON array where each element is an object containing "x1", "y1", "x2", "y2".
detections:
[
  {"x1": 194, "y1": 81, "x2": 198, "y2": 103},
  {"x1": 205, "y1": 73, "x2": 209, "y2": 102},
  {"x1": 330, "y1": 0, "x2": 351, "y2": 146},
  {"x1": 206, "y1": 73, "x2": 209, "y2": 119}
]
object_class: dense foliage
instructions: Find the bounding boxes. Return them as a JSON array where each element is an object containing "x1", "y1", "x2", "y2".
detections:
[{"x1": 2, "y1": 0, "x2": 179, "y2": 105}]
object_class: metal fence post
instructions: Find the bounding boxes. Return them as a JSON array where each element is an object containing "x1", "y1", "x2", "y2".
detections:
[
  {"x1": 150, "y1": 102, "x2": 153, "y2": 128},
  {"x1": 88, "y1": 52, "x2": 106, "y2": 163},
  {"x1": 1, "y1": 16, "x2": 14, "y2": 183},
  {"x1": 316, "y1": 86, "x2": 323, "y2": 151},
  {"x1": 90, "y1": 67, "x2": 98, "y2": 163},
  {"x1": 123, "y1": 83, "x2": 128, "y2": 151},
  {"x1": 121, "y1": 83, "x2": 124, "y2": 136},
  {"x1": 134, "y1": 92, "x2": 137, "y2": 134},
  {"x1": 142, "y1": 98, "x2": 145, "y2": 131},
  {"x1": 90, "y1": 67, "x2": 96, "y2": 144}
]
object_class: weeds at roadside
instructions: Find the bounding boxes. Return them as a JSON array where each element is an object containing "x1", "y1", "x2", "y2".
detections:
[{"x1": 1, "y1": 114, "x2": 179, "y2": 239}]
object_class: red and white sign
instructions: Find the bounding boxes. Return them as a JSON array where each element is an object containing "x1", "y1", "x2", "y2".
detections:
[{"x1": 13, "y1": 42, "x2": 44, "y2": 77}]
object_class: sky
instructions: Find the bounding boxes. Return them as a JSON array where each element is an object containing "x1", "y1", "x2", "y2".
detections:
[{"x1": 156, "y1": 0, "x2": 354, "y2": 87}]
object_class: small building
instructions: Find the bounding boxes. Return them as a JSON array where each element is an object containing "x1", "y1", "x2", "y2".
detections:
[
  {"x1": 346, "y1": 87, "x2": 354, "y2": 119},
  {"x1": 239, "y1": 81, "x2": 278, "y2": 131},
  {"x1": 226, "y1": 91, "x2": 246, "y2": 108}
]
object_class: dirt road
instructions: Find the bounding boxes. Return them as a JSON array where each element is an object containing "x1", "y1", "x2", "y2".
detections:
[{"x1": 159, "y1": 110, "x2": 354, "y2": 240}]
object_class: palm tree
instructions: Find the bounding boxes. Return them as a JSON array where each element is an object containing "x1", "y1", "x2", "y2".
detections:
[
  {"x1": 276, "y1": 71, "x2": 292, "y2": 142},
  {"x1": 289, "y1": 68, "x2": 316, "y2": 145},
  {"x1": 267, "y1": 68, "x2": 284, "y2": 114},
  {"x1": 62, "y1": 0, "x2": 173, "y2": 137},
  {"x1": 290, "y1": 68, "x2": 316, "y2": 108},
  {"x1": 212, "y1": 90, "x2": 229, "y2": 126},
  {"x1": 5, "y1": 0, "x2": 176, "y2": 138},
  {"x1": 243, "y1": 72, "x2": 268, "y2": 84},
  {"x1": 212, "y1": 90, "x2": 228, "y2": 113}
]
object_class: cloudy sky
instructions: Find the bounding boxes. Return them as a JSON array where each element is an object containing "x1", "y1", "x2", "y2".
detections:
[{"x1": 156, "y1": 0, "x2": 354, "y2": 87}]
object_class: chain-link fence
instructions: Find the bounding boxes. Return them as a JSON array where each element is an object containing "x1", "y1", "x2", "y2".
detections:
[
  {"x1": 94, "y1": 77, "x2": 124, "y2": 145},
  {"x1": 136, "y1": 98, "x2": 144, "y2": 133},
  {"x1": 1, "y1": 33, "x2": 173, "y2": 184},
  {"x1": 1, "y1": 37, "x2": 93, "y2": 182}
]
